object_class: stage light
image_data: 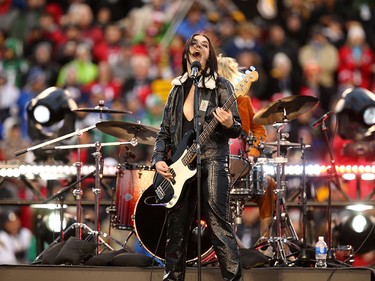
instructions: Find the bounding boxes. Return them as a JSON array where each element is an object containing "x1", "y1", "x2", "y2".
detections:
[
  {"x1": 335, "y1": 87, "x2": 375, "y2": 142},
  {"x1": 44, "y1": 212, "x2": 68, "y2": 233},
  {"x1": 351, "y1": 214, "x2": 368, "y2": 232},
  {"x1": 346, "y1": 204, "x2": 374, "y2": 212},
  {"x1": 363, "y1": 107, "x2": 375, "y2": 125},
  {"x1": 26, "y1": 87, "x2": 78, "y2": 162},
  {"x1": 337, "y1": 213, "x2": 375, "y2": 255},
  {"x1": 27, "y1": 87, "x2": 77, "y2": 136}
]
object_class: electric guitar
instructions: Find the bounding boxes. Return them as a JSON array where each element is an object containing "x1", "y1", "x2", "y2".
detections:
[{"x1": 153, "y1": 68, "x2": 259, "y2": 208}]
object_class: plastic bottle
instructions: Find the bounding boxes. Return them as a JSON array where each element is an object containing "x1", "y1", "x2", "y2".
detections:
[{"x1": 315, "y1": 236, "x2": 327, "y2": 268}]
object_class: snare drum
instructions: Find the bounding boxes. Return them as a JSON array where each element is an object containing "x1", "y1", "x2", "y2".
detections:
[
  {"x1": 229, "y1": 155, "x2": 251, "y2": 196},
  {"x1": 114, "y1": 164, "x2": 154, "y2": 229},
  {"x1": 250, "y1": 163, "x2": 267, "y2": 197}
]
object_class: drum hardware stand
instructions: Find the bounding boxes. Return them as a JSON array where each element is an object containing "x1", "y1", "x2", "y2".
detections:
[
  {"x1": 54, "y1": 139, "x2": 136, "y2": 240},
  {"x1": 15, "y1": 125, "x2": 96, "y2": 241},
  {"x1": 54, "y1": 140, "x2": 137, "y2": 254},
  {"x1": 267, "y1": 121, "x2": 300, "y2": 266},
  {"x1": 43, "y1": 170, "x2": 96, "y2": 231},
  {"x1": 33, "y1": 221, "x2": 123, "y2": 263},
  {"x1": 34, "y1": 169, "x2": 120, "y2": 263},
  {"x1": 55, "y1": 141, "x2": 125, "y2": 254},
  {"x1": 230, "y1": 196, "x2": 248, "y2": 227}
]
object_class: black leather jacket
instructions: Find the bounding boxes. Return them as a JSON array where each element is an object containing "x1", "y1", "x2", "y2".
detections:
[{"x1": 152, "y1": 72, "x2": 242, "y2": 165}]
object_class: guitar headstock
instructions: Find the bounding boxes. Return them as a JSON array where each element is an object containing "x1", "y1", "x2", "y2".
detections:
[{"x1": 234, "y1": 67, "x2": 259, "y2": 97}]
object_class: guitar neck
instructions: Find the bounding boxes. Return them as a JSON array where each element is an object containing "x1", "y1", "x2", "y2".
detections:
[
  {"x1": 181, "y1": 68, "x2": 258, "y2": 166},
  {"x1": 182, "y1": 93, "x2": 237, "y2": 165}
]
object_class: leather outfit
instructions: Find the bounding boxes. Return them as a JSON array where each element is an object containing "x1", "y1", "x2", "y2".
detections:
[{"x1": 152, "y1": 73, "x2": 243, "y2": 281}]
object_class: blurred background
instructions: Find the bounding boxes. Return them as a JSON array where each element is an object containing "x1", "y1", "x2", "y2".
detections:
[{"x1": 0, "y1": 0, "x2": 374, "y2": 267}]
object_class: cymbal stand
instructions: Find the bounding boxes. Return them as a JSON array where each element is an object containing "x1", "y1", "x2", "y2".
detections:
[
  {"x1": 91, "y1": 141, "x2": 103, "y2": 254},
  {"x1": 72, "y1": 130, "x2": 84, "y2": 239},
  {"x1": 55, "y1": 140, "x2": 137, "y2": 250},
  {"x1": 269, "y1": 121, "x2": 299, "y2": 266}
]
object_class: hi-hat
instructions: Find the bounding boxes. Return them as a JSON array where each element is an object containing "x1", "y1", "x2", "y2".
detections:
[
  {"x1": 96, "y1": 120, "x2": 158, "y2": 145},
  {"x1": 264, "y1": 140, "x2": 311, "y2": 148},
  {"x1": 254, "y1": 95, "x2": 319, "y2": 125}
]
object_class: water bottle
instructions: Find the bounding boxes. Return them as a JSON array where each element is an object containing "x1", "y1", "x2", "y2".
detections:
[{"x1": 315, "y1": 236, "x2": 327, "y2": 268}]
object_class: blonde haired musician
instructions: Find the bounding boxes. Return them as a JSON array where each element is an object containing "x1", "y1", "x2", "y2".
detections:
[{"x1": 217, "y1": 55, "x2": 276, "y2": 241}]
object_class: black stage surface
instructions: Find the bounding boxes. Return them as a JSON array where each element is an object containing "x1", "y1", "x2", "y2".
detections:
[{"x1": 0, "y1": 265, "x2": 374, "y2": 281}]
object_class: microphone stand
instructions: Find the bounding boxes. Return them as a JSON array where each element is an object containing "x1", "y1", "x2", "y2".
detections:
[
  {"x1": 298, "y1": 137, "x2": 310, "y2": 265},
  {"x1": 193, "y1": 76, "x2": 202, "y2": 281},
  {"x1": 319, "y1": 119, "x2": 351, "y2": 262}
]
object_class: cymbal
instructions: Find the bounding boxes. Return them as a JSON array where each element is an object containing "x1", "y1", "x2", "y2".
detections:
[
  {"x1": 254, "y1": 95, "x2": 319, "y2": 125},
  {"x1": 73, "y1": 107, "x2": 132, "y2": 114},
  {"x1": 264, "y1": 140, "x2": 311, "y2": 148},
  {"x1": 96, "y1": 120, "x2": 158, "y2": 145}
]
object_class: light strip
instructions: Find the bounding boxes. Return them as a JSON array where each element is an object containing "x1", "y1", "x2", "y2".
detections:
[{"x1": 1, "y1": 164, "x2": 374, "y2": 179}]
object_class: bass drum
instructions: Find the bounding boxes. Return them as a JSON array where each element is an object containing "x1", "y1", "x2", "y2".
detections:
[
  {"x1": 114, "y1": 164, "x2": 155, "y2": 229},
  {"x1": 133, "y1": 186, "x2": 215, "y2": 264}
]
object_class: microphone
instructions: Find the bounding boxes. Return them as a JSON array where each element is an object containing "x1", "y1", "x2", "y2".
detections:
[
  {"x1": 190, "y1": 61, "x2": 201, "y2": 80},
  {"x1": 311, "y1": 111, "x2": 334, "y2": 128}
]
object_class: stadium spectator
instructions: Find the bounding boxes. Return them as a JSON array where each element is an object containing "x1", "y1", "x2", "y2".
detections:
[
  {"x1": 56, "y1": 43, "x2": 98, "y2": 88},
  {"x1": 222, "y1": 21, "x2": 263, "y2": 62},
  {"x1": 0, "y1": 210, "x2": 33, "y2": 264},
  {"x1": 299, "y1": 24, "x2": 338, "y2": 112},
  {"x1": 337, "y1": 21, "x2": 375, "y2": 92}
]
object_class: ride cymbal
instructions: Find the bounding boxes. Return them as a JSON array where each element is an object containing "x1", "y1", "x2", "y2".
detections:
[
  {"x1": 254, "y1": 95, "x2": 319, "y2": 125},
  {"x1": 96, "y1": 120, "x2": 158, "y2": 145}
]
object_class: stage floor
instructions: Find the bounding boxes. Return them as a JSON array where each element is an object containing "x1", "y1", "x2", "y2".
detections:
[{"x1": 0, "y1": 265, "x2": 374, "y2": 281}]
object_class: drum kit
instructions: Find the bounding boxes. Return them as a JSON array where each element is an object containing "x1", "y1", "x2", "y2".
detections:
[
  {"x1": 229, "y1": 95, "x2": 319, "y2": 265},
  {"x1": 29, "y1": 94, "x2": 318, "y2": 265}
]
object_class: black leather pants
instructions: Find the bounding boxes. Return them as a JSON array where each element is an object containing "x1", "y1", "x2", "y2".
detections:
[{"x1": 163, "y1": 160, "x2": 243, "y2": 281}]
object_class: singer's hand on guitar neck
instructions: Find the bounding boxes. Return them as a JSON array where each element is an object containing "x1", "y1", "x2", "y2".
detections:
[
  {"x1": 213, "y1": 107, "x2": 234, "y2": 128},
  {"x1": 155, "y1": 161, "x2": 173, "y2": 179}
]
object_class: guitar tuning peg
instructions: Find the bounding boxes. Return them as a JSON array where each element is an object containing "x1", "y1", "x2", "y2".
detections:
[{"x1": 250, "y1": 66, "x2": 256, "y2": 71}]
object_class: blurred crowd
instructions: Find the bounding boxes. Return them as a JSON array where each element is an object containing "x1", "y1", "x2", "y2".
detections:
[
  {"x1": 0, "y1": 0, "x2": 374, "y2": 162},
  {"x1": 0, "y1": 0, "x2": 374, "y2": 266}
]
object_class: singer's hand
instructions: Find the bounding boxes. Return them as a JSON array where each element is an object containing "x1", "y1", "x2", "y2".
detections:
[
  {"x1": 213, "y1": 107, "x2": 233, "y2": 128},
  {"x1": 155, "y1": 161, "x2": 173, "y2": 179}
]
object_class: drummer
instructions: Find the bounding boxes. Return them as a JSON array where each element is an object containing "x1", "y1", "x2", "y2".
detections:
[{"x1": 217, "y1": 55, "x2": 276, "y2": 244}]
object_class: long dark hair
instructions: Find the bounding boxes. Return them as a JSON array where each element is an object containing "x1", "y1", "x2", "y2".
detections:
[{"x1": 181, "y1": 33, "x2": 218, "y2": 85}]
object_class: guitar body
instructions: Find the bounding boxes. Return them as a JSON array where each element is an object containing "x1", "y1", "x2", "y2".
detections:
[{"x1": 153, "y1": 130, "x2": 197, "y2": 208}]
